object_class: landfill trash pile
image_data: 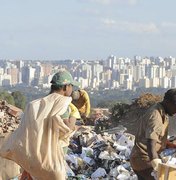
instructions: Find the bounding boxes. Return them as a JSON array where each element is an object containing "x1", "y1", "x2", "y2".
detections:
[
  {"x1": 133, "y1": 93, "x2": 162, "y2": 108},
  {"x1": 0, "y1": 100, "x2": 22, "y2": 136},
  {"x1": 151, "y1": 147, "x2": 176, "y2": 180},
  {"x1": 160, "y1": 148, "x2": 176, "y2": 166},
  {"x1": 0, "y1": 101, "x2": 23, "y2": 180},
  {"x1": 66, "y1": 125, "x2": 138, "y2": 179},
  {"x1": 159, "y1": 136, "x2": 176, "y2": 166}
]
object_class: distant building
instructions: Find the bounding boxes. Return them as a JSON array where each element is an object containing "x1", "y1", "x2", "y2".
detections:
[
  {"x1": 139, "y1": 77, "x2": 150, "y2": 88},
  {"x1": 7, "y1": 67, "x2": 19, "y2": 85}
]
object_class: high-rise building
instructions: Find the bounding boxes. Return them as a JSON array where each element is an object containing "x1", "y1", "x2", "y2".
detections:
[
  {"x1": 7, "y1": 67, "x2": 19, "y2": 85},
  {"x1": 42, "y1": 63, "x2": 53, "y2": 76},
  {"x1": 160, "y1": 77, "x2": 170, "y2": 88},
  {"x1": 171, "y1": 76, "x2": 176, "y2": 88},
  {"x1": 124, "y1": 78, "x2": 133, "y2": 90},
  {"x1": 133, "y1": 64, "x2": 145, "y2": 82},
  {"x1": 105, "y1": 55, "x2": 117, "y2": 69},
  {"x1": 21, "y1": 66, "x2": 35, "y2": 85},
  {"x1": 150, "y1": 77, "x2": 159, "y2": 87},
  {"x1": 139, "y1": 77, "x2": 150, "y2": 88},
  {"x1": 91, "y1": 62, "x2": 103, "y2": 87}
]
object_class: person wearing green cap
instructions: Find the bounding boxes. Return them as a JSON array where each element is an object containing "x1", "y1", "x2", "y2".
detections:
[
  {"x1": 0, "y1": 69, "x2": 79, "y2": 180},
  {"x1": 50, "y1": 69, "x2": 80, "y2": 87}
]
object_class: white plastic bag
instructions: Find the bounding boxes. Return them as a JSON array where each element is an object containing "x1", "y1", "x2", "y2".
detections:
[{"x1": 91, "y1": 167, "x2": 107, "y2": 179}]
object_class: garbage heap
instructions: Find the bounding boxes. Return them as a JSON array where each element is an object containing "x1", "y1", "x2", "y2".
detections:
[
  {"x1": 66, "y1": 126, "x2": 137, "y2": 179},
  {"x1": 0, "y1": 101, "x2": 23, "y2": 180},
  {"x1": 0, "y1": 100, "x2": 22, "y2": 136}
]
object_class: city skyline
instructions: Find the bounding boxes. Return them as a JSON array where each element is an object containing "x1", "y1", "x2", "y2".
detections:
[
  {"x1": 0, "y1": 56, "x2": 176, "y2": 91},
  {"x1": 0, "y1": 0, "x2": 176, "y2": 60}
]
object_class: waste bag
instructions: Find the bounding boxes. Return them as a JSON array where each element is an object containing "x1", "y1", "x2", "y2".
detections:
[{"x1": 0, "y1": 134, "x2": 21, "y2": 180}]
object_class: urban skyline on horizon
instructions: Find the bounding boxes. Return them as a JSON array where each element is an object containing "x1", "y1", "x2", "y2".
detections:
[{"x1": 0, "y1": 55, "x2": 176, "y2": 91}]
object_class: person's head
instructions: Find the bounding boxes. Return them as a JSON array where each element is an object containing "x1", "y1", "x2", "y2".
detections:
[
  {"x1": 50, "y1": 69, "x2": 80, "y2": 96},
  {"x1": 163, "y1": 88, "x2": 176, "y2": 116},
  {"x1": 71, "y1": 90, "x2": 80, "y2": 100}
]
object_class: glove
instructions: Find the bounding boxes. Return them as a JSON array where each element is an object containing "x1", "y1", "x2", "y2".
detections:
[{"x1": 151, "y1": 158, "x2": 162, "y2": 171}]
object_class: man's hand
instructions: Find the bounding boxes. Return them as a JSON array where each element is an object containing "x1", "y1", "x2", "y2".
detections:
[
  {"x1": 81, "y1": 114, "x2": 87, "y2": 119},
  {"x1": 63, "y1": 117, "x2": 76, "y2": 130},
  {"x1": 166, "y1": 140, "x2": 176, "y2": 148},
  {"x1": 151, "y1": 158, "x2": 162, "y2": 171}
]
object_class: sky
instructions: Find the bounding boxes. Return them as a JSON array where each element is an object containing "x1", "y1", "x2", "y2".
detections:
[{"x1": 0, "y1": 0, "x2": 176, "y2": 60}]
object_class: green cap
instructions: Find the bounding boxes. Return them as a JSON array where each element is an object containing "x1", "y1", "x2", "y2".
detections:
[{"x1": 50, "y1": 70, "x2": 80, "y2": 87}]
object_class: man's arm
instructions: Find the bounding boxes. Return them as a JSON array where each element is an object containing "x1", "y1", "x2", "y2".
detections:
[
  {"x1": 147, "y1": 139, "x2": 158, "y2": 160},
  {"x1": 145, "y1": 111, "x2": 164, "y2": 171},
  {"x1": 63, "y1": 103, "x2": 80, "y2": 130},
  {"x1": 83, "y1": 91, "x2": 90, "y2": 117},
  {"x1": 63, "y1": 117, "x2": 76, "y2": 131},
  {"x1": 147, "y1": 139, "x2": 162, "y2": 171}
]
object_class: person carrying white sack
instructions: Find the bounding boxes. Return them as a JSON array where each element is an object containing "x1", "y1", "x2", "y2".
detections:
[{"x1": 0, "y1": 69, "x2": 80, "y2": 180}]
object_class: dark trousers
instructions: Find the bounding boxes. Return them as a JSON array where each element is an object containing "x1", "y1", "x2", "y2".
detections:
[{"x1": 134, "y1": 168, "x2": 155, "y2": 180}]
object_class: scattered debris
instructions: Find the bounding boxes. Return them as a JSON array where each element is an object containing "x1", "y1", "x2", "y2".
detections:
[
  {"x1": 0, "y1": 102, "x2": 138, "y2": 179},
  {"x1": 0, "y1": 100, "x2": 22, "y2": 136},
  {"x1": 66, "y1": 125, "x2": 137, "y2": 179},
  {"x1": 133, "y1": 93, "x2": 162, "y2": 108}
]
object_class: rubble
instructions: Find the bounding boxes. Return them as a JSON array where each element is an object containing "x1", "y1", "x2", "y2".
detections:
[
  {"x1": 133, "y1": 93, "x2": 162, "y2": 108},
  {"x1": 0, "y1": 100, "x2": 23, "y2": 180},
  {"x1": 0, "y1": 101, "x2": 138, "y2": 179},
  {"x1": 66, "y1": 125, "x2": 137, "y2": 179},
  {"x1": 0, "y1": 100, "x2": 22, "y2": 137}
]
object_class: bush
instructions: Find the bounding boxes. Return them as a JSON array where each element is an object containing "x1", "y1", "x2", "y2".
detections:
[{"x1": 110, "y1": 103, "x2": 130, "y2": 123}]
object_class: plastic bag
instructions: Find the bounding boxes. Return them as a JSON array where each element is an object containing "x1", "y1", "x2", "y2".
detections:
[{"x1": 91, "y1": 167, "x2": 107, "y2": 179}]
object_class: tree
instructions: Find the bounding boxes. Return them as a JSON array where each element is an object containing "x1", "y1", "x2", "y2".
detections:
[
  {"x1": 110, "y1": 103, "x2": 130, "y2": 123},
  {"x1": 0, "y1": 91, "x2": 15, "y2": 105},
  {"x1": 11, "y1": 91, "x2": 26, "y2": 110},
  {"x1": 96, "y1": 100, "x2": 117, "y2": 108}
]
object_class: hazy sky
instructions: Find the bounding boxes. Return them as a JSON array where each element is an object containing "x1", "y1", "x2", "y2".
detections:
[{"x1": 0, "y1": 0, "x2": 176, "y2": 60}]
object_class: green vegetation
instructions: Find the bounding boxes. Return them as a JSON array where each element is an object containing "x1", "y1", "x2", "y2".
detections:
[
  {"x1": 0, "y1": 86, "x2": 167, "y2": 112},
  {"x1": 0, "y1": 90, "x2": 27, "y2": 110},
  {"x1": 0, "y1": 91, "x2": 15, "y2": 105},
  {"x1": 110, "y1": 103, "x2": 130, "y2": 123},
  {"x1": 12, "y1": 91, "x2": 26, "y2": 110},
  {"x1": 89, "y1": 87, "x2": 166, "y2": 108}
]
